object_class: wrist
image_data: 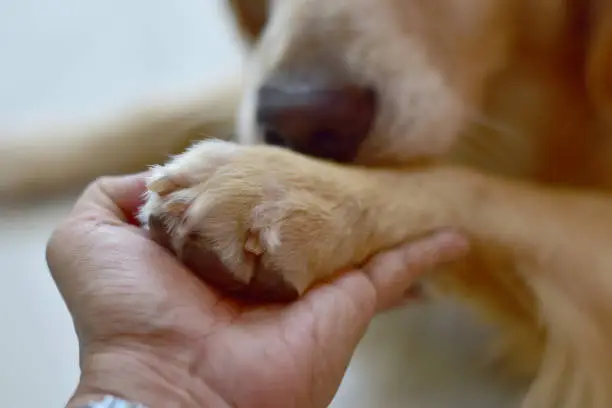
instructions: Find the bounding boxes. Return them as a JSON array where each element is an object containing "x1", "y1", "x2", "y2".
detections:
[{"x1": 68, "y1": 343, "x2": 228, "y2": 408}]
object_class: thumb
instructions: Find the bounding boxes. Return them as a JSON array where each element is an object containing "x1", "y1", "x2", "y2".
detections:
[{"x1": 71, "y1": 172, "x2": 149, "y2": 224}]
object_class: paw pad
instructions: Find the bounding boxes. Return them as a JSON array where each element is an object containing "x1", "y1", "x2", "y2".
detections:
[{"x1": 147, "y1": 212, "x2": 299, "y2": 303}]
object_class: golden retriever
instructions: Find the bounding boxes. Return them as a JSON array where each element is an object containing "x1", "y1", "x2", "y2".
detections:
[{"x1": 4, "y1": 1, "x2": 612, "y2": 407}]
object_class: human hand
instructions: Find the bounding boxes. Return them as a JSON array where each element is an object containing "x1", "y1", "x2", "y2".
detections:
[{"x1": 47, "y1": 173, "x2": 468, "y2": 408}]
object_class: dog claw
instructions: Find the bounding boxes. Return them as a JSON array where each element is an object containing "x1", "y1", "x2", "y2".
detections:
[
  {"x1": 148, "y1": 174, "x2": 189, "y2": 196},
  {"x1": 166, "y1": 201, "x2": 189, "y2": 216},
  {"x1": 245, "y1": 231, "x2": 265, "y2": 255}
]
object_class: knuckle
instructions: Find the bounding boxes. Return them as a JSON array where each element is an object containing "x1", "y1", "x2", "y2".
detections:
[{"x1": 45, "y1": 221, "x2": 69, "y2": 272}]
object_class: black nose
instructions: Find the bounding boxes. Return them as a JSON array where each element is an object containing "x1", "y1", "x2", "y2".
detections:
[{"x1": 256, "y1": 74, "x2": 377, "y2": 162}]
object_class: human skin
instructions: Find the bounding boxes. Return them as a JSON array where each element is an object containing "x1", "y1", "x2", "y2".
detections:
[{"x1": 46, "y1": 173, "x2": 468, "y2": 408}]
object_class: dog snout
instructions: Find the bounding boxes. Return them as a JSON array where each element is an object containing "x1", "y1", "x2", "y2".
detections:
[{"x1": 256, "y1": 73, "x2": 377, "y2": 162}]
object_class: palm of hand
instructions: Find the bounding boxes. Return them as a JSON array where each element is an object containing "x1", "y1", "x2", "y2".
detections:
[
  {"x1": 48, "y1": 175, "x2": 467, "y2": 408},
  {"x1": 52, "y1": 217, "x2": 373, "y2": 408}
]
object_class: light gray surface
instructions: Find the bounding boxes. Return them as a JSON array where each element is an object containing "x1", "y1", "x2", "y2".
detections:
[{"x1": 0, "y1": 1, "x2": 521, "y2": 406}]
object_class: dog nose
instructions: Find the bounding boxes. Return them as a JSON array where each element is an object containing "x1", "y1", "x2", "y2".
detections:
[{"x1": 256, "y1": 75, "x2": 376, "y2": 162}]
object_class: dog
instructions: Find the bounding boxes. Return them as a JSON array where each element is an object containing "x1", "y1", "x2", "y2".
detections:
[{"x1": 3, "y1": 1, "x2": 612, "y2": 407}]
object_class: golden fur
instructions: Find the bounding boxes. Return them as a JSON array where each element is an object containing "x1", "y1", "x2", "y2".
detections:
[{"x1": 4, "y1": 1, "x2": 612, "y2": 406}]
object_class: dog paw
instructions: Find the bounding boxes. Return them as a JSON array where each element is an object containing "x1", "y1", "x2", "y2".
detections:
[{"x1": 138, "y1": 140, "x2": 366, "y2": 302}]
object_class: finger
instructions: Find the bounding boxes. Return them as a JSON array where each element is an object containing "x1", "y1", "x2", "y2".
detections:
[
  {"x1": 301, "y1": 271, "x2": 377, "y2": 343},
  {"x1": 72, "y1": 172, "x2": 149, "y2": 224},
  {"x1": 286, "y1": 271, "x2": 377, "y2": 402},
  {"x1": 364, "y1": 230, "x2": 470, "y2": 311},
  {"x1": 47, "y1": 172, "x2": 150, "y2": 292},
  {"x1": 46, "y1": 172, "x2": 191, "y2": 330},
  {"x1": 287, "y1": 231, "x2": 469, "y2": 358}
]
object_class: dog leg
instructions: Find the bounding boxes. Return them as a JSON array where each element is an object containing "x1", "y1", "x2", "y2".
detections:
[
  {"x1": 139, "y1": 139, "x2": 612, "y2": 407},
  {"x1": 0, "y1": 76, "x2": 242, "y2": 202}
]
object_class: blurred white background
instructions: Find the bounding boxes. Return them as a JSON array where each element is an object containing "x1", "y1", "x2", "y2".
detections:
[{"x1": 0, "y1": 1, "x2": 522, "y2": 406}]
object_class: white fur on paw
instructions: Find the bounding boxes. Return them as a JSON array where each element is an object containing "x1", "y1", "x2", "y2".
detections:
[
  {"x1": 138, "y1": 139, "x2": 241, "y2": 226},
  {"x1": 138, "y1": 139, "x2": 313, "y2": 302}
]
